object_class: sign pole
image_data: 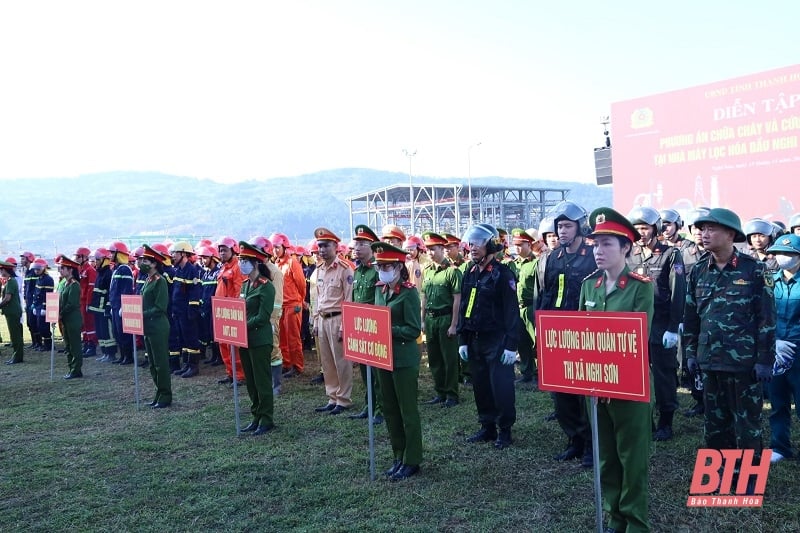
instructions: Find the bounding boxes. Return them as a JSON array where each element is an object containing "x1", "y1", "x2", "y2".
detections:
[
  {"x1": 132, "y1": 341, "x2": 140, "y2": 410},
  {"x1": 211, "y1": 296, "x2": 248, "y2": 437},
  {"x1": 50, "y1": 324, "x2": 55, "y2": 381},
  {"x1": 231, "y1": 344, "x2": 241, "y2": 435},
  {"x1": 46, "y1": 292, "x2": 60, "y2": 381},
  {"x1": 590, "y1": 396, "x2": 603, "y2": 533},
  {"x1": 121, "y1": 295, "x2": 145, "y2": 411},
  {"x1": 366, "y1": 366, "x2": 375, "y2": 481}
]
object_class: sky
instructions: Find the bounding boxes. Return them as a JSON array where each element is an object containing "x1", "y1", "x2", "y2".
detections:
[{"x1": 1, "y1": 0, "x2": 798, "y2": 184}]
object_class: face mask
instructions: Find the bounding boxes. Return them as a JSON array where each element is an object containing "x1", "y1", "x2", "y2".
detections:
[
  {"x1": 240, "y1": 261, "x2": 255, "y2": 275},
  {"x1": 139, "y1": 263, "x2": 152, "y2": 274},
  {"x1": 776, "y1": 254, "x2": 800, "y2": 270},
  {"x1": 378, "y1": 269, "x2": 397, "y2": 284}
]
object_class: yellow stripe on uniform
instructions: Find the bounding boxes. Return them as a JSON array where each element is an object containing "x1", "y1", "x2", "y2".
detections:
[
  {"x1": 465, "y1": 287, "x2": 477, "y2": 318},
  {"x1": 555, "y1": 273, "x2": 565, "y2": 308}
]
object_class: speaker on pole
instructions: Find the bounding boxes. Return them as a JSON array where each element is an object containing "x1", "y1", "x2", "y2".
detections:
[{"x1": 594, "y1": 147, "x2": 612, "y2": 186}]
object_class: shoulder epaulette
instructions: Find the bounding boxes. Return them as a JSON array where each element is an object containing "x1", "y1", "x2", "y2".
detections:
[
  {"x1": 402, "y1": 281, "x2": 415, "y2": 289},
  {"x1": 582, "y1": 269, "x2": 603, "y2": 283},
  {"x1": 628, "y1": 270, "x2": 651, "y2": 283}
]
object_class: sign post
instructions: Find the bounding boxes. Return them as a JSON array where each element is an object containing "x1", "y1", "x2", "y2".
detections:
[
  {"x1": 212, "y1": 297, "x2": 248, "y2": 435},
  {"x1": 342, "y1": 302, "x2": 393, "y2": 481},
  {"x1": 45, "y1": 292, "x2": 59, "y2": 381},
  {"x1": 535, "y1": 310, "x2": 649, "y2": 533},
  {"x1": 122, "y1": 295, "x2": 144, "y2": 410}
]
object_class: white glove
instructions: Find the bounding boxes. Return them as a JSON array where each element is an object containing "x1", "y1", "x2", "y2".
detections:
[
  {"x1": 776, "y1": 340, "x2": 796, "y2": 359},
  {"x1": 662, "y1": 331, "x2": 679, "y2": 349},
  {"x1": 458, "y1": 345, "x2": 469, "y2": 362},
  {"x1": 678, "y1": 323, "x2": 684, "y2": 335},
  {"x1": 119, "y1": 308, "x2": 123, "y2": 317},
  {"x1": 501, "y1": 349, "x2": 516, "y2": 365}
]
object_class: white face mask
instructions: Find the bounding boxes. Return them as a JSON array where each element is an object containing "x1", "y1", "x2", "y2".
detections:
[
  {"x1": 776, "y1": 254, "x2": 800, "y2": 271},
  {"x1": 240, "y1": 261, "x2": 255, "y2": 275},
  {"x1": 378, "y1": 268, "x2": 397, "y2": 284}
]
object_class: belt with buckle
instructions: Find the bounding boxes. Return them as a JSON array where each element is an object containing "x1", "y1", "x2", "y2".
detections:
[
  {"x1": 425, "y1": 308, "x2": 451, "y2": 318},
  {"x1": 319, "y1": 311, "x2": 342, "y2": 319}
]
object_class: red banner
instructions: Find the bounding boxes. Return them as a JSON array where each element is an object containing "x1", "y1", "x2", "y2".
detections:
[
  {"x1": 342, "y1": 302, "x2": 393, "y2": 371},
  {"x1": 45, "y1": 292, "x2": 59, "y2": 324},
  {"x1": 121, "y1": 295, "x2": 144, "y2": 335},
  {"x1": 535, "y1": 311, "x2": 650, "y2": 402},
  {"x1": 212, "y1": 297, "x2": 248, "y2": 348}
]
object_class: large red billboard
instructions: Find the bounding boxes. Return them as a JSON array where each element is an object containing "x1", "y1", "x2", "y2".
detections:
[{"x1": 611, "y1": 64, "x2": 800, "y2": 223}]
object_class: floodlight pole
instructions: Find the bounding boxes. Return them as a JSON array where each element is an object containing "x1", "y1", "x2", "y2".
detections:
[
  {"x1": 402, "y1": 149, "x2": 417, "y2": 235},
  {"x1": 468, "y1": 142, "x2": 481, "y2": 224}
]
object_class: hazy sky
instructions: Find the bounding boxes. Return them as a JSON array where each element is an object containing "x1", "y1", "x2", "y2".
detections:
[{"x1": 1, "y1": 1, "x2": 797, "y2": 184}]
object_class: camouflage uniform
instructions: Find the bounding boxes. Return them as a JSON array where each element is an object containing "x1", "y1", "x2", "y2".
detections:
[{"x1": 683, "y1": 250, "x2": 776, "y2": 452}]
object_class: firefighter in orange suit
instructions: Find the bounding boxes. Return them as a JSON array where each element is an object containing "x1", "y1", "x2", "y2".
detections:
[
  {"x1": 215, "y1": 236, "x2": 246, "y2": 384},
  {"x1": 74, "y1": 247, "x2": 98, "y2": 357},
  {"x1": 271, "y1": 233, "x2": 307, "y2": 377}
]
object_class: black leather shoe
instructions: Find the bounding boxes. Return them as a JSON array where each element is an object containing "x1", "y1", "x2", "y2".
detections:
[
  {"x1": 252, "y1": 423, "x2": 275, "y2": 436},
  {"x1": 242, "y1": 421, "x2": 259, "y2": 432},
  {"x1": 424, "y1": 396, "x2": 444, "y2": 405},
  {"x1": 148, "y1": 399, "x2": 159, "y2": 407},
  {"x1": 580, "y1": 448, "x2": 594, "y2": 468},
  {"x1": 390, "y1": 464, "x2": 419, "y2": 481},
  {"x1": 653, "y1": 426, "x2": 673, "y2": 441},
  {"x1": 494, "y1": 429, "x2": 512, "y2": 450},
  {"x1": 544, "y1": 412, "x2": 557, "y2": 422},
  {"x1": 348, "y1": 410, "x2": 369, "y2": 419},
  {"x1": 329, "y1": 405, "x2": 350, "y2": 415},
  {"x1": 5, "y1": 359, "x2": 23, "y2": 365},
  {"x1": 315, "y1": 403, "x2": 336, "y2": 412},
  {"x1": 282, "y1": 368, "x2": 299, "y2": 378},
  {"x1": 217, "y1": 376, "x2": 233, "y2": 385},
  {"x1": 384, "y1": 459, "x2": 403, "y2": 477},
  {"x1": 63, "y1": 371, "x2": 83, "y2": 380},
  {"x1": 466, "y1": 427, "x2": 497, "y2": 443},
  {"x1": 555, "y1": 445, "x2": 582, "y2": 461},
  {"x1": 373, "y1": 415, "x2": 384, "y2": 425},
  {"x1": 152, "y1": 402, "x2": 171, "y2": 409},
  {"x1": 310, "y1": 374, "x2": 324, "y2": 384},
  {"x1": 443, "y1": 398, "x2": 459, "y2": 408}
]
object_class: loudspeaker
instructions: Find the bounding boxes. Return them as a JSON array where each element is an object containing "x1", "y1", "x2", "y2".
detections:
[{"x1": 594, "y1": 147, "x2": 612, "y2": 185}]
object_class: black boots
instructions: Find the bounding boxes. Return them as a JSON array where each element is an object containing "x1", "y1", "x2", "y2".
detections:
[{"x1": 654, "y1": 410, "x2": 675, "y2": 441}]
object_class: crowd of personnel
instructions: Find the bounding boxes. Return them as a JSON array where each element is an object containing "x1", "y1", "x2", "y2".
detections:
[{"x1": 1, "y1": 204, "x2": 799, "y2": 532}]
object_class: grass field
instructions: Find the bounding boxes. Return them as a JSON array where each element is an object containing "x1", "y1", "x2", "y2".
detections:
[{"x1": 0, "y1": 322, "x2": 797, "y2": 533}]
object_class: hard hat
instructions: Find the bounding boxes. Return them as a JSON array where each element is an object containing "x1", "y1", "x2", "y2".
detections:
[
  {"x1": 549, "y1": 201, "x2": 589, "y2": 234},
  {"x1": 216, "y1": 237, "x2": 240, "y2": 254},
  {"x1": 538, "y1": 216, "x2": 555, "y2": 237},
  {"x1": 169, "y1": 241, "x2": 194, "y2": 254},
  {"x1": 93, "y1": 248, "x2": 111, "y2": 260},
  {"x1": 789, "y1": 213, "x2": 800, "y2": 232},
  {"x1": 74, "y1": 247, "x2": 92, "y2": 257},
  {"x1": 404, "y1": 235, "x2": 426, "y2": 252},
  {"x1": 685, "y1": 207, "x2": 711, "y2": 229},
  {"x1": 133, "y1": 246, "x2": 145, "y2": 259},
  {"x1": 694, "y1": 208, "x2": 746, "y2": 243},
  {"x1": 20, "y1": 251, "x2": 35, "y2": 262},
  {"x1": 33, "y1": 258, "x2": 48, "y2": 269},
  {"x1": 4, "y1": 256, "x2": 18, "y2": 266},
  {"x1": 108, "y1": 241, "x2": 130, "y2": 255},
  {"x1": 627, "y1": 206, "x2": 662, "y2": 230},
  {"x1": 743, "y1": 218, "x2": 776, "y2": 245},
  {"x1": 294, "y1": 246, "x2": 310, "y2": 257},
  {"x1": 463, "y1": 223, "x2": 502, "y2": 253},
  {"x1": 196, "y1": 245, "x2": 220, "y2": 261},
  {"x1": 659, "y1": 208, "x2": 684, "y2": 229},
  {"x1": 269, "y1": 233, "x2": 292, "y2": 248},
  {"x1": 249, "y1": 236, "x2": 274, "y2": 256},
  {"x1": 307, "y1": 239, "x2": 319, "y2": 253}
]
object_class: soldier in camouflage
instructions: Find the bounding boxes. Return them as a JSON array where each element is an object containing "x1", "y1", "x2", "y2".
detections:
[{"x1": 683, "y1": 208, "x2": 776, "y2": 461}]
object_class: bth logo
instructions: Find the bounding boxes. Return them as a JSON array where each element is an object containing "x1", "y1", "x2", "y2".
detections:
[{"x1": 687, "y1": 449, "x2": 772, "y2": 507}]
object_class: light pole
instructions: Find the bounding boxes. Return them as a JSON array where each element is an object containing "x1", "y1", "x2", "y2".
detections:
[
  {"x1": 402, "y1": 148, "x2": 417, "y2": 234},
  {"x1": 467, "y1": 142, "x2": 481, "y2": 224}
]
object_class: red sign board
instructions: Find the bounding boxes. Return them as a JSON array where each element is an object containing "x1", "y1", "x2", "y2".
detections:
[
  {"x1": 535, "y1": 311, "x2": 650, "y2": 402},
  {"x1": 121, "y1": 295, "x2": 144, "y2": 335},
  {"x1": 45, "y1": 292, "x2": 59, "y2": 324},
  {"x1": 342, "y1": 302, "x2": 393, "y2": 371},
  {"x1": 212, "y1": 297, "x2": 248, "y2": 348}
]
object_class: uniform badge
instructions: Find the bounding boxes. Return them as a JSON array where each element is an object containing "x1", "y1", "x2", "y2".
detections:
[
  {"x1": 346, "y1": 275, "x2": 353, "y2": 285},
  {"x1": 585, "y1": 300, "x2": 596, "y2": 308},
  {"x1": 673, "y1": 264, "x2": 684, "y2": 276},
  {"x1": 764, "y1": 273, "x2": 774, "y2": 288},
  {"x1": 596, "y1": 213, "x2": 606, "y2": 224},
  {"x1": 508, "y1": 279, "x2": 516, "y2": 291},
  {"x1": 732, "y1": 279, "x2": 750, "y2": 285}
]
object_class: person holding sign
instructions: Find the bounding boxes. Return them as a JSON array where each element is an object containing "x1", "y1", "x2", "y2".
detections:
[
  {"x1": 371, "y1": 242, "x2": 423, "y2": 480},
  {"x1": 57, "y1": 256, "x2": 85, "y2": 379},
  {"x1": 238, "y1": 241, "x2": 277, "y2": 436},
  {"x1": 140, "y1": 245, "x2": 173, "y2": 408},
  {"x1": 579, "y1": 208, "x2": 654, "y2": 533}
]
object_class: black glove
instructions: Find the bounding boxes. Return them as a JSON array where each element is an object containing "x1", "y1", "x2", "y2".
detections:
[{"x1": 754, "y1": 363, "x2": 772, "y2": 383}]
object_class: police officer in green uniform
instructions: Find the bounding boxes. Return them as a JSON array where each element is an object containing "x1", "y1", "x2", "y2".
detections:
[
  {"x1": 58, "y1": 256, "x2": 84, "y2": 379},
  {"x1": 140, "y1": 245, "x2": 173, "y2": 408},
  {"x1": 580, "y1": 208, "x2": 654, "y2": 533},
  {"x1": 511, "y1": 228, "x2": 539, "y2": 385},
  {"x1": 627, "y1": 206, "x2": 686, "y2": 441},
  {"x1": 371, "y1": 242, "x2": 423, "y2": 481},
  {"x1": 684, "y1": 208, "x2": 776, "y2": 487},
  {"x1": 348, "y1": 224, "x2": 384, "y2": 424},
  {"x1": 0, "y1": 260, "x2": 25, "y2": 364},
  {"x1": 420, "y1": 231, "x2": 462, "y2": 407},
  {"x1": 458, "y1": 224, "x2": 519, "y2": 450},
  {"x1": 496, "y1": 228, "x2": 518, "y2": 280},
  {"x1": 238, "y1": 241, "x2": 277, "y2": 435}
]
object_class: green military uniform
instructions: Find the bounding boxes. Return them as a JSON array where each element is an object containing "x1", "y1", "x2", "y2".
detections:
[
  {"x1": 59, "y1": 279, "x2": 83, "y2": 376},
  {"x1": 580, "y1": 208, "x2": 655, "y2": 533},
  {"x1": 142, "y1": 272, "x2": 172, "y2": 405},
  {"x1": 513, "y1": 228, "x2": 540, "y2": 383},
  {"x1": 0, "y1": 268, "x2": 25, "y2": 363},
  {"x1": 421, "y1": 256, "x2": 462, "y2": 402},
  {"x1": 240, "y1": 275, "x2": 276, "y2": 429}
]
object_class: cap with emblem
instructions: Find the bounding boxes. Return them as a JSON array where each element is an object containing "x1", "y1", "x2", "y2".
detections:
[
  {"x1": 314, "y1": 227, "x2": 341, "y2": 243},
  {"x1": 443, "y1": 233, "x2": 461, "y2": 247},
  {"x1": 353, "y1": 224, "x2": 379, "y2": 242},
  {"x1": 57, "y1": 255, "x2": 81, "y2": 270},
  {"x1": 588, "y1": 207, "x2": 640, "y2": 243},
  {"x1": 421, "y1": 231, "x2": 448, "y2": 248},
  {"x1": 370, "y1": 242, "x2": 407, "y2": 263},
  {"x1": 767, "y1": 234, "x2": 800, "y2": 255},
  {"x1": 511, "y1": 228, "x2": 535, "y2": 244},
  {"x1": 693, "y1": 208, "x2": 746, "y2": 242},
  {"x1": 381, "y1": 224, "x2": 407, "y2": 243},
  {"x1": 238, "y1": 241, "x2": 269, "y2": 262},
  {"x1": 141, "y1": 244, "x2": 167, "y2": 264}
]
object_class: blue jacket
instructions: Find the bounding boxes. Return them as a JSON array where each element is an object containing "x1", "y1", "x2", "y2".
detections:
[{"x1": 773, "y1": 270, "x2": 800, "y2": 343}]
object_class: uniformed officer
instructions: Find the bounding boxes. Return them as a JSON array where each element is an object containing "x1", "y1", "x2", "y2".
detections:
[
  {"x1": 249, "y1": 236, "x2": 285, "y2": 395},
  {"x1": 580, "y1": 207, "x2": 654, "y2": 533},
  {"x1": 443, "y1": 233, "x2": 465, "y2": 267},
  {"x1": 627, "y1": 206, "x2": 686, "y2": 441},
  {"x1": 496, "y1": 228, "x2": 518, "y2": 280},
  {"x1": 31, "y1": 258, "x2": 55, "y2": 352},
  {"x1": 169, "y1": 242, "x2": 203, "y2": 378},
  {"x1": 57, "y1": 255, "x2": 84, "y2": 379},
  {"x1": 73, "y1": 247, "x2": 98, "y2": 357},
  {"x1": 271, "y1": 233, "x2": 307, "y2": 378},
  {"x1": 744, "y1": 218, "x2": 780, "y2": 274},
  {"x1": 311, "y1": 227, "x2": 355, "y2": 414},
  {"x1": 108, "y1": 242, "x2": 135, "y2": 365},
  {"x1": 790, "y1": 213, "x2": 800, "y2": 236},
  {"x1": 684, "y1": 208, "x2": 776, "y2": 487},
  {"x1": 19, "y1": 252, "x2": 41, "y2": 350},
  {"x1": 511, "y1": 228, "x2": 539, "y2": 385},
  {"x1": 420, "y1": 231, "x2": 462, "y2": 407},
  {"x1": 537, "y1": 201, "x2": 597, "y2": 466},
  {"x1": 0, "y1": 259, "x2": 25, "y2": 364},
  {"x1": 215, "y1": 237, "x2": 246, "y2": 384},
  {"x1": 348, "y1": 224, "x2": 384, "y2": 424},
  {"x1": 139, "y1": 245, "x2": 173, "y2": 408},
  {"x1": 197, "y1": 246, "x2": 222, "y2": 366},
  {"x1": 659, "y1": 208, "x2": 691, "y2": 251},
  {"x1": 372, "y1": 241, "x2": 423, "y2": 481},
  {"x1": 457, "y1": 223, "x2": 519, "y2": 450}
]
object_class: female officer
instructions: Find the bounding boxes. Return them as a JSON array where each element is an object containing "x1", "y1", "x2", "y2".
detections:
[
  {"x1": 238, "y1": 241, "x2": 277, "y2": 436},
  {"x1": 370, "y1": 242, "x2": 423, "y2": 481},
  {"x1": 0, "y1": 259, "x2": 24, "y2": 364},
  {"x1": 140, "y1": 245, "x2": 173, "y2": 408},
  {"x1": 58, "y1": 256, "x2": 84, "y2": 379},
  {"x1": 579, "y1": 208, "x2": 654, "y2": 533}
]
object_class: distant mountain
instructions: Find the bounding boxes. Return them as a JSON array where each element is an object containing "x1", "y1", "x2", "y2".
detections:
[{"x1": 1, "y1": 170, "x2": 611, "y2": 258}]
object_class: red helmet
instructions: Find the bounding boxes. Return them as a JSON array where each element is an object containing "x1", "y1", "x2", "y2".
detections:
[
  {"x1": 133, "y1": 246, "x2": 145, "y2": 259},
  {"x1": 4, "y1": 256, "x2": 18, "y2": 266},
  {"x1": 337, "y1": 243, "x2": 348, "y2": 255},
  {"x1": 249, "y1": 236, "x2": 273, "y2": 256},
  {"x1": 269, "y1": 233, "x2": 292, "y2": 248},
  {"x1": 294, "y1": 246, "x2": 310, "y2": 257},
  {"x1": 74, "y1": 247, "x2": 91, "y2": 257},
  {"x1": 306, "y1": 239, "x2": 319, "y2": 253},
  {"x1": 195, "y1": 238, "x2": 213, "y2": 249},
  {"x1": 197, "y1": 245, "x2": 220, "y2": 261},
  {"x1": 93, "y1": 248, "x2": 111, "y2": 260},
  {"x1": 404, "y1": 235, "x2": 426, "y2": 252},
  {"x1": 20, "y1": 251, "x2": 35, "y2": 262},
  {"x1": 216, "y1": 236, "x2": 240, "y2": 254},
  {"x1": 151, "y1": 243, "x2": 170, "y2": 257},
  {"x1": 108, "y1": 241, "x2": 129, "y2": 255},
  {"x1": 33, "y1": 258, "x2": 48, "y2": 269}
]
